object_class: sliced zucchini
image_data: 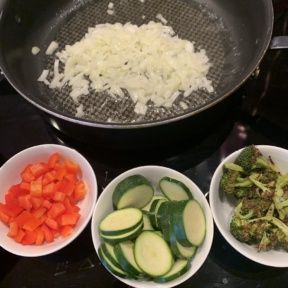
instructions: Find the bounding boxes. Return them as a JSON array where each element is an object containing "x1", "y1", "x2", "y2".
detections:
[
  {"x1": 142, "y1": 195, "x2": 167, "y2": 212},
  {"x1": 143, "y1": 214, "x2": 154, "y2": 231},
  {"x1": 101, "y1": 243, "x2": 121, "y2": 269},
  {"x1": 157, "y1": 201, "x2": 177, "y2": 242},
  {"x1": 98, "y1": 246, "x2": 128, "y2": 278},
  {"x1": 168, "y1": 224, "x2": 197, "y2": 259},
  {"x1": 101, "y1": 222, "x2": 143, "y2": 245},
  {"x1": 176, "y1": 242, "x2": 197, "y2": 259},
  {"x1": 159, "y1": 177, "x2": 192, "y2": 201},
  {"x1": 114, "y1": 241, "x2": 144, "y2": 277},
  {"x1": 113, "y1": 175, "x2": 154, "y2": 209},
  {"x1": 149, "y1": 198, "x2": 168, "y2": 229},
  {"x1": 99, "y1": 208, "x2": 143, "y2": 236},
  {"x1": 134, "y1": 231, "x2": 174, "y2": 277},
  {"x1": 173, "y1": 200, "x2": 206, "y2": 247},
  {"x1": 154, "y1": 259, "x2": 191, "y2": 283}
]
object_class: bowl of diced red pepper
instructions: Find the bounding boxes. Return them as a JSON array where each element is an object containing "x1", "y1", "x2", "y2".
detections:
[{"x1": 0, "y1": 144, "x2": 97, "y2": 256}]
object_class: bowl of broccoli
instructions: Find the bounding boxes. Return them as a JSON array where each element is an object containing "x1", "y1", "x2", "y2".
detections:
[{"x1": 209, "y1": 145, "x2": 288, "y2": 267}]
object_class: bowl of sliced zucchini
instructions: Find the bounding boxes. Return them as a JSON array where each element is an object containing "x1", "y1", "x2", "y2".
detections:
[{"x1": 91, "y1": 166, "x2": 214, "y2": 288}]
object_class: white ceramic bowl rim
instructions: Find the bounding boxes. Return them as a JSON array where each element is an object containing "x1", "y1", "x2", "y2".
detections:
[
  {"x1": 0, "y1": 144, "x2": 98, "y2": 257},
  {"x1": 209, "y1": 145, "x2": 288, "y2": 267},
  {"x1": 91, "y1": 165, "x2": 214, "y2": 288}
]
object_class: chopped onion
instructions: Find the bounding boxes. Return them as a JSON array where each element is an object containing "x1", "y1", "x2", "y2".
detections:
[
  {"x1": 156, "y1": 14, "x2": 168, "y2": 25},
  {"x1": 39, "y1": 21, "x2": 213, "y2": 116},
  {"x1": 31, "y1": 46, "x2": 40, "y2": 55},
  {"x1": 37, "y1": 69, "x2": 50, "y2": 85},
  {"x1": 46, "y1": 41, "x2": 59, "y2": 55}
]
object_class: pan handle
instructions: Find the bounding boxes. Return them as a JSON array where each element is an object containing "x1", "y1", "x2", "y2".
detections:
[{"x1": 270, "y1": 36, "x2": 288, "y2": 49}]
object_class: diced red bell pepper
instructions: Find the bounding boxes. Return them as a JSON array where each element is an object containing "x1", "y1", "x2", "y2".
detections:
[
  {"x1": 59, "y1": 213, "x2": 80, "y2": 226},
  {"x1": 74, "y1": 180, "x2": 87, "y2": 202},
  {"x1": 35, "y1": 228, "x2": 45, "y2": 245},
  {"x1": 60, "y1": 225, "x2": 74, "y2": 237},
  {"x1": 22, "y1": 231, "x2": 37, "y2": 245},
  {"x1": 41, "y1": 224, "x2": 54, "y2": 243},
  {"x1": 48, "y1": 153, "x2": 60, "y2": 169},
  {"x1": 53, "y1": 192, "x2": 65, "y2": 202},
  {"x1": 32, "y1": 207, "x2": 47, "y2": 219},
  {"x1": 14, "y1": 211, "x2": 34, "y2": 228},
  {"x1": 14, "y1": 229, "x2": 25, "y2": 243},
  {"x1": 57, "y1": 179, "x2": 75, "y2": 196},
  {"x1": 45, "y1": 218, "x2": 59, "y2": 230},
  {"x1": 18, "y1": 195, "x2": 32, "y2": 211},
  {"x1": 0, "y1": 210, "x2": 10, "y2": 224},
  {"x1": 21, "y1": 165, "x2": 35, "y2": 182},
  {"x1": 42, "y1": 199, "x2": 52, "y2": 209},
  {"x1": 30, "y1": 177, "x2": 43, "y2": 197},
  {"x1": 23, "y1": 215, "x2": 42, "y2": 232},
  {"x1": 65, "y1": 160, "x2": 80, "y2": 174},
  {"x1": 47, "y1": 203, "x2": 66, "y2": 219},
  {"x1": 8, "y1": 221, "x2": 19, "y2": 237}
]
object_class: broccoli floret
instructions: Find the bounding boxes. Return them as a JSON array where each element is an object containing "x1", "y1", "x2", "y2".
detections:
[
  {"x1": 241, "y1": 198, "x2": 272, "y2": 218},
  {"x1": 234, "y1": 187, "x2": 252, "y2": 199},
  {"x1": 224, "y1": 162, "x2": 244, "y2": 172},
  {"x1": 249, "y1": 173, "x2": 270, "y2": 192},
  {"x1": 258, "y1": 232, "x2": 271, "y2": 251},
  {"x1": 235, "y1": 145, "x2": 262, "y2": 173},
  {"x1": 230, "y1": 216, "x2": 270, "y2": 244},
  {"x1": 220, "y1": 169, "x2": 241, "y2": 195},
  {"x1": 275, "y1": 174, "x2": 288, "y2": 197},
  {"x1": 274, "y1": 229, "x2": 288, "y2": 251},
  {"x1": 254, "y1": 156, "x2": 279, "y2": 172},
  {"x1": 259, "y1": 170, "x2": 280, "y2": 185},
  {"x1": 273, "y1": 174, "x2": 288, "y2": 220}
]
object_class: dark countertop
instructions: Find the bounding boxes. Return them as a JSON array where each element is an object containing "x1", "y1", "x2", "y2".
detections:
[{"x1": 1, "y1": 2, "x2": 288, "y2": 288}]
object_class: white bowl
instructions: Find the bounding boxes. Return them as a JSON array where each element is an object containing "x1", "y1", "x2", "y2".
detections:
[
  {"x1": 91, "y1": 165, "x2": 214, "y2": 288},
  {"x1": 209, "y1": 145, "x2": 288, "y2": 267},
  {"x1": 0, "y1": 144, "x2": 97, "y2": 257}
]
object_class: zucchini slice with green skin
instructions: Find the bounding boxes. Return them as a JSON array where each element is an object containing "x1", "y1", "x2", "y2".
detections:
[
  {"x1": 134, "y1": 231, "x2": 174, "y2": 277},
  {"x1": 143, "y1": 214, "x2": 154, "y2": 231},
  {"x1": 99, "y1": 208, "x2": 143, "y2": 236},
  {"x1": 142, "y1": 195, "x2": 167, "y2": 212},
  {"x1": 168, "y1": 224, "x2": 197, "y2": 259},
  {"x1": 101, "y1": 222, "x2": 143, "y2": 245},
  {"x1": 113, "y1": 175, "x2": 154, "y2": 209},
  {"x1": 176, "y1": 242, "x2": 197, "y2": 259},
  {"x1": 154, "y1": 259, "x2": 191, "y2": 283},
  {"x1": 157, "y1": 201, "x2": 177, "y2": 242},
  {"x1": 114, "y1": 241, "x2": 144, "y2": 277},
  {"x1": 101, "y1": 243, "x2": 122, "y2": 269},
  {"x1": 172, "y1": 200, "x2": 206, "y2": 247},
  {"x1": 159, "y1": 177, "x2": 192, "y2": 201},
  {"x1": 149, "y1": 198, "x2": 168, "y2": 229},
  {"x1": 98, "y1": 246, "x2": 128, "y2": 278}
]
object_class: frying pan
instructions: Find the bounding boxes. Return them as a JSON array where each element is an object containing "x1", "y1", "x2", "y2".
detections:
[{"x1": 0, "y1": 0, "x2": 287, "y2": 144}]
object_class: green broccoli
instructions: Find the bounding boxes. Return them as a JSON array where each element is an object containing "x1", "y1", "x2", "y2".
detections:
[
  {"x1": 235, "y1": 145, "x2": 262, "y2": 173},
  {"x1": 253, "y1": 155, "x2": 279, "y2": 172},
  {"x1": 220, "y1": 169, "x2": 241, "y2": 195},
  {"x1": 234, "y1": 187, "x2": 253, "y2": 199},
  {"x1": 241, "y1": 198, "x2": 272, "y2": 218},
  {"x1": 273, "y1": 174, "x2": 288, "y2": 220},
  {"x1": 220, "y1": 164, "x2": 251, "y2": 196},
  {"x1": 230, "y1": 216, "x2": 270, "y2": 244}
]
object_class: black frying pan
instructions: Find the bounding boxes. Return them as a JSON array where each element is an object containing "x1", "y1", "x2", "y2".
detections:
[{"x1": 0, "y1": 0, "x2": 286, "y2": 132}]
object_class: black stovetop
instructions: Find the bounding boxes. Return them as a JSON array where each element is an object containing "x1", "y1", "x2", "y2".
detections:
[{"x1": 0, "y1": 3, "x2": 288, "y2": 288}]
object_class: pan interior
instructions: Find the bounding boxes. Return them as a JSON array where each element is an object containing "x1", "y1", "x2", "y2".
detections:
[{"x1": 32, "y1": 0, "x2": 234, "y2": 124}]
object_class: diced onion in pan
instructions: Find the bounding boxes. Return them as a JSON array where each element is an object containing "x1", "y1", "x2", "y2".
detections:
[
  {"x1": 39, "y1": 21, "x2": 213, "y2": 115},
  {"x1": 46, "y1": 41, "x2": 59, "y2": 55}
]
